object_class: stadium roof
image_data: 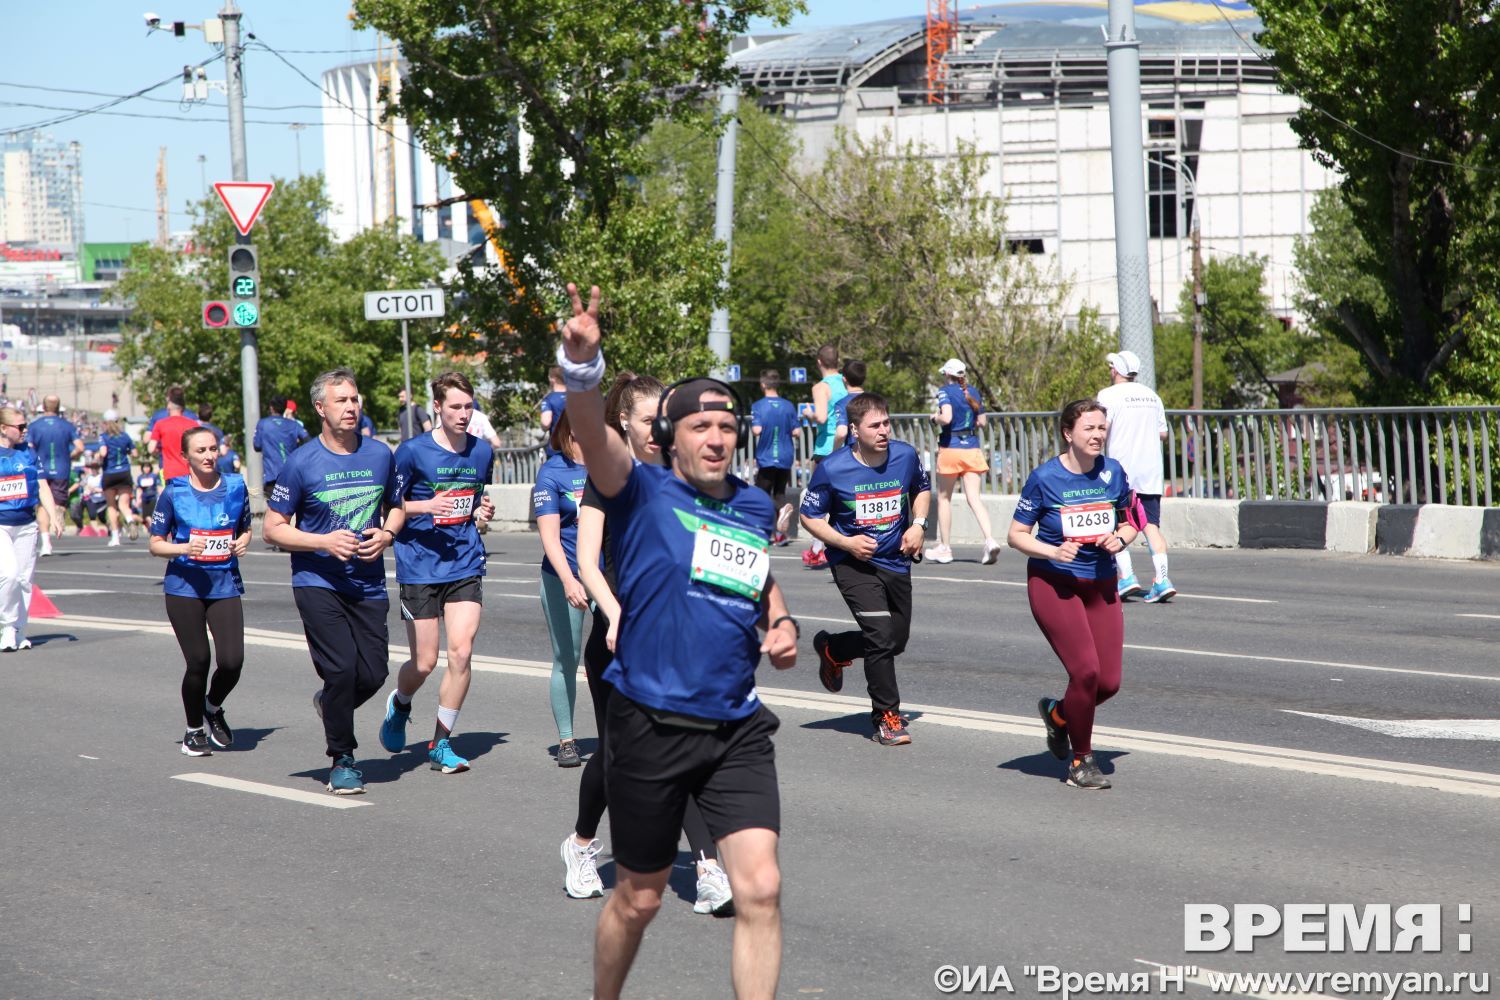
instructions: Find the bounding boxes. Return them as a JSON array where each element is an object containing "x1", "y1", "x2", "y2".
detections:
[{"x1": 732, "y1": 0, "x2": 1265, "y2": 91}]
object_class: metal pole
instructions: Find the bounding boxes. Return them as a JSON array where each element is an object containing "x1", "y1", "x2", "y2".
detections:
[
  {"x1": 1191, "y1": 224, "x2": 1204, "y2": 410},
  {"x1": 221, "y1": 1, "x2": 265, "y2": 510},
  {"x1": 1105, "y1": 0, "x2": 1156, "y2": 388},
  {"x1": 401, "y1": 318, "x2": 413, "y2": 441},
  {"x1": 707, "y1": 84, "x2": 738, "y2": 370}
]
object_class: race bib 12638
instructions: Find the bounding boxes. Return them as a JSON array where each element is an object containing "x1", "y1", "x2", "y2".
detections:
[
  {"x1": 690, "y1": 520, "x2": 770, "y2": 601},
  {"x1": 1059, "y1": 501, "x2": 1114, "y2": 545}
]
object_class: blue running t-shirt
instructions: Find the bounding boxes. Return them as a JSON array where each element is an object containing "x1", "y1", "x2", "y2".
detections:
[
  {"x1": 600, "y1": 463, "x2": 775, "y2": 721},
  {"x1": 1013, "y1": 455, "x2": 1133, "y2": 580},
  {"x1": 151, "y1": 474, "x2": 252, "y2": 600},
  {"x1": 267, "y1": 435, "x2": 400, "y2": 599},
  {"x1": 936, "y1": 383, "x2": 983, "y2": 449},
  {"x1": 98, "y1": 432, "x2": 134, "y2": 475},
  {"x1": 800, "y1": 441, "x2": 929, "y2": 573},
  {"x1": 392, "y1": 432, "x2": 493, "y2": 584},
  {"x1": 532, "y1": 453, "x2": 589, "y2": 577},
  {"x1": 540, "y1": 390, "x2": 567, "y2": 457},
  {"x1": 254, "y1": 415, "x2": 310, "y2": 483},
  {"x1": 24, "y1": 415, "x2": 78, "y2": 480},
  {"x1": 750, "y1": 396, "x2": 800, "y2": 470},
  {"x1": 810, "y1": 373, "x2": 848, "y2": 457},
  {"x1": 0, "y1": 447, "x2": 40, "y2": 526}
]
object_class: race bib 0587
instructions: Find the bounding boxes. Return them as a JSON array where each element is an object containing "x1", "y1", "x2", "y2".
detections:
[{"x1": 691, "y1": 521, "x2": 770, "y2": 601}]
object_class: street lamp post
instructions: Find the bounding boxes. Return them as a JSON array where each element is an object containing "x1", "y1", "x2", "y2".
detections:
[{"x1": 1147, "y1": 151, "x2": 1203, "y2": 410}]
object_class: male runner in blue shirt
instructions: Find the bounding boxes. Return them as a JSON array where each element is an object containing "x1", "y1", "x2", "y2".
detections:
[
  {"x1": 750, "y1": 369, "x2": 800, "y2": 546},
  {"x1": 24, "y1": 395, "x2": 82, "y2": 557},
  {"x1": 264, "y1": 369, "x2": 404, "y2": 796},
  {"x1": 800, "y1": 392, "x2": 930, "y2": 746},
  {"x1": 559, "y1": 282, "x2": 798, "y2": 1000}
]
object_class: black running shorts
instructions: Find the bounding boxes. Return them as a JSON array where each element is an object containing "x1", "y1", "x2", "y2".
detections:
[
  {"x1": 1137, "y1": 494, "x2": 1162, "y2": 526},
  {"x1": 399, "y1": 575, "x2": 484, "y2": 620},
  {"x1": 605, "y1": 691, "x2": 781, "y2": 874},
  {"x1": 753, "y1": 466, "x2": 791, "y2": 497}
]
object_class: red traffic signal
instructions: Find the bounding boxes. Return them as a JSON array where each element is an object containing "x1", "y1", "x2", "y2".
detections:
[{"x1": 202, "y1": 301, "x2": 231, "y2": 328}]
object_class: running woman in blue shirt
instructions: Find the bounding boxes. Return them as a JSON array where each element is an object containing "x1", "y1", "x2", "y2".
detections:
[
  {"x1": 1007, "y1": 399, "x2": 1144, "y2": 790},
  {"x1": 798, "y1": 345, "x2": 847, "y2": 568},
  {"x1": 377, "y1": 372, "x2": 496, "y2": 775},
  {"x1": 750, "y1": 369, "x2": 800, "y2": 546},
  {"x1": 533, "y1": 408, "x2": 592, "y2": 767},
  {"x1": 24, "y1": 395, "x2": 82, "y2": 557},
  {"x1": 928, "y1": 358, "x2": 1001, "y2": 565},
  {"x1": 149, "y1": 427, "x2": 252, "y2": 757},
  {"x1": 0, "y1": 407, "x2": 63, "y2": 651},
  {"x1": 560, "y1": 283, "x2": 798, "y2": 1000},
  {"x1": 800, "y1": 392, "x2": 931, "y2": 746},
  {"x1": 264, "y1": 370, "x2": 405, "y2": 796},
  {"x1": 95, "y1": 409, "x2": 139, "y2": 547},
  {"x1": 540, "y1": 365, "x2": 567, "y2": 458}
]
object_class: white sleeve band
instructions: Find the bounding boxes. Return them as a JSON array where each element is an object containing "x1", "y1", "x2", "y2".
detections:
[{"x1": 556, "y1": 344, "x2": 606, "y2": 392}]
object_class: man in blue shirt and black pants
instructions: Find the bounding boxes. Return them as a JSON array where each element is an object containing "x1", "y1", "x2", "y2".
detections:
[{"x1": 750, "y1": 369, "x2": 800, "y2": 546}]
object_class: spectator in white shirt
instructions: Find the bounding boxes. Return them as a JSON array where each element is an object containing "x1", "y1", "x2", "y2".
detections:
[{"x1": 1097, "y1": 351, "x2": 1176, "y2": 603}]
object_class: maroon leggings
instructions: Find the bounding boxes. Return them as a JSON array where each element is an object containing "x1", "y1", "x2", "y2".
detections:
[{"x1": 1026, "y1": 564, "x2": 1123, "y2": 756}]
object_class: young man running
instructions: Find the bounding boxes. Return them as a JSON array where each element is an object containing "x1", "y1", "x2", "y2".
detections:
[
  {"x1": 927, "y1": 358, "x2": 1001, "y2": 565},
  {"x1": 799, "y1": 345, "x2": 847, "y2": 568},
  {"x1": 264, "y1": 369, "x2": 404, "y2": 795},
  {"x1": 560, "y1": 283, "x2": 798, "y2": 1000},
  {"x1": 1097, "y1": 350, "x2": 1175, "y2": 602},
  {"x1": 378, "y1": 371, "x2": 496, "y2": 774},
  {"x1": 800, "y1": 393, "x2": 930, "y2": 746},
  {"x1": 147, "y1": 386, "x2": 200, "y2": 481},
  {"x1": 750, "y1": 370, "x2": 800, "y2": 546},
  {"x1": 24, "y1": 395, "x2": 82, "y2": 557}
]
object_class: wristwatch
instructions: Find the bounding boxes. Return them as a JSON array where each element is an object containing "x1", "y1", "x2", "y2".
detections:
[
  {"x1": 769, "y1": 614, "x2": 800, "y2": 639},
  {"x1": 913, "y1": 516, "x2": 929, "y2": 529}
]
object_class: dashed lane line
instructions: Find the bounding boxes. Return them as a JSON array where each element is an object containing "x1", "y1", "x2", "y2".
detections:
[
  {"x1": 172, "y1": 773, "x2": 370, "y2": 809},
  {"x1": 58, "y1": 615, "x2": 1500, "y2": 800}
]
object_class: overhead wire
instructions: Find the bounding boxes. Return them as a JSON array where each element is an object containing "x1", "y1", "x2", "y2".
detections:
[{"x1": 0, "y1": 52, "x2": 224, "y2": 132}]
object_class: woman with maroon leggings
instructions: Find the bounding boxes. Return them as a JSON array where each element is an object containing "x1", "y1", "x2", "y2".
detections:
[{"x1": 1007, "y1": 399, "x2": 1143, "y2": 789}]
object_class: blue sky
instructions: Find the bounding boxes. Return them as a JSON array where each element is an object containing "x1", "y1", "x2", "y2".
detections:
[{"x1": 1, "y1": 1, "x2": 926, "y2": 244}]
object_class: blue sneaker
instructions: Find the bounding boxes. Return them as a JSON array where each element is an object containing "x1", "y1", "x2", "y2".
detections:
[
  {"x1": 327, "y1": 755, "x2": 365, "y2": 795},
  {"x1": 1117, "y1": 574, "x2": 1143, "y2": 599},
  {"x1": 1143, "y1": 578, "x2": 1177, "y2": 604},
  {"x1": 428, "y1": 738, "x2": 470, "y2": 774},
  {"x1": 378, "y1": 690, "x2": 410, "y2": 753}
]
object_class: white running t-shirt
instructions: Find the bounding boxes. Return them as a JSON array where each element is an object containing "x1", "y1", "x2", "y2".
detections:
[{"x1": 1097, "y1": 381, "x2": 1168, "y2": 495}]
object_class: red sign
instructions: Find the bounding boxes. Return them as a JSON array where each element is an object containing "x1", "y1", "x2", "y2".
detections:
[{"x1": 213, "y1": 182, "x2": 275, "y2": 235}]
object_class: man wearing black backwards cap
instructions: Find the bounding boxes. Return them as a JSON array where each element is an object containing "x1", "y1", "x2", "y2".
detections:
[{"x1": 558, "y1": 283, "x2": 799, "y2": 1000}]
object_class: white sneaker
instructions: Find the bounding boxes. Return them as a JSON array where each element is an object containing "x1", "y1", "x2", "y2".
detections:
[
  {"x1": 981, "y1": 537, "x2": 1003, "y2": 565},
  {"x1": 107, "y1": 533, "x2": 121, "y2": 547},
  {"x1": 692, "y1": 861, "x2": 734, "y2": 916},
  {"x1": 924, "y1": 543, "x2": 953, "y2": 564},
  {"x1": 15, "y1": 632, "x2": 31, "y2": 651},
  {"x1": 561, "y1": 835, "x2": 605, "y2": 899},
  {"x1": 39, "y1": 535, "x2": 53, "y2": 557},
  {"x1": 0, "y1": 626, "x2": 16, "y2": 652}
]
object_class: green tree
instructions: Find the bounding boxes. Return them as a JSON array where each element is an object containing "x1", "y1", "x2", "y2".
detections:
[
  {"x1": 782, "y1": 130, "x2": 1104, "y2": 412},
  {"x1": 353, "y1": 0, "x2": 801, "y2": 423},
  {"x1": 110, "y1": 173, "x2": 447, "y2": 437},
  {"x1": 1253, "y1": 0, "x2": 1500, "y2": 399}
]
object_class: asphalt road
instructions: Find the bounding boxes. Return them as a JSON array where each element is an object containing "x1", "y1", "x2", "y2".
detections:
[{"x1": 3, "y1": 533, "x2": 1496, "y2": 999}]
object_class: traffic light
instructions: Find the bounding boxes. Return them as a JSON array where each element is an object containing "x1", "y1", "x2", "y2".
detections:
[
  {"x1": 227, "y1": 244, "x2": 260, "y2": 328},
  {"x1": 202, "y1": 301, "x2": 230, "y2": 328}
]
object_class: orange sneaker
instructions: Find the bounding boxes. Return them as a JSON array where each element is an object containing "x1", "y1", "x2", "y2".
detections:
[
  {"x1": 874, "y1": 710, "x2": 911, "y2": 746},
  {"x1": 813, "y1": 630, "x2": 851, "y2": 693}
]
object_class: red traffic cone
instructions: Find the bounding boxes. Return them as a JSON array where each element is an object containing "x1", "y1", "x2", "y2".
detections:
[{"x1": 28, "y1": 586, "x2": 62, "y2": 619}]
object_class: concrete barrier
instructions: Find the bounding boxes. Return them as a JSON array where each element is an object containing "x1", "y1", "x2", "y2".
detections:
[
  {"x1": 1484, "y1": 509, "x2": 1500, "y2": 561},
  {"x1": 1409, "y1": 505, "x2": 1489, "y2": 560},
  {"x1": 484, "y1": 484, "x2": 535, "y2": 532},
  {"x1": 1375, "y1": 505, "x2": 1420, "y2": 555},
  {"x1": 1325, "y1": 501, "x2": 1380, "y2": 554},
  {"x1": 1160, "y1": 498, "x2": 1240, "y2": 548},
  {"x1": 1239, "y1": 501, "x2": 1328, "y2": 549}
]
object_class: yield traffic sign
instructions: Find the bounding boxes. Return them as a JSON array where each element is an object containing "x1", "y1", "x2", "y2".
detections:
[{"x1": 214, "y1": 182, "x2": 275, "y2": 235}]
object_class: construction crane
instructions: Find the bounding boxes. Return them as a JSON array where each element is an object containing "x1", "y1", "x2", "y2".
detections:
[
  {"x1": 155, "y1": 146, "x2": 169, "y2": 247},
  {"x1": 925, "y1": 0, "x2": 958, "y2": 105}
]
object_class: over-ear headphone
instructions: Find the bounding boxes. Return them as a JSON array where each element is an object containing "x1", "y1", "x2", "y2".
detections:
[{"x1": 651, "y1": 377, "x2": 753, "y2": 459}]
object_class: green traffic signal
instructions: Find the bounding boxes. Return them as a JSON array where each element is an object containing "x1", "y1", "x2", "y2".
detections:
[
  {"x1": 233, "y1": 275, "x2": 257, "y2": 298},
  {"x1": 233, "y1": 301, "x2": 259, "y2": 327}
]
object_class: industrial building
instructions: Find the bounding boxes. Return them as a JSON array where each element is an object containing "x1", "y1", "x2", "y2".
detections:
[{"x1": 320, "y1": 0, "x2": 1333, "y2": 323}]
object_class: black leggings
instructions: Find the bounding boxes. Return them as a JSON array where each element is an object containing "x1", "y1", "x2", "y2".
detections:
[
  {"x1": 165, "y1": 594, "x2": 246, "y2": 729},
  {"x1": 575, "y1": 605, "x2": 718, "y2": 863}
]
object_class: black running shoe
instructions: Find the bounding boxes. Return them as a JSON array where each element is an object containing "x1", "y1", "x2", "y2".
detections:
[
  {"x1": 204, "y1": 709, "x2": 234, "y2": 749},
  {"x1": 1038, "y1": 697, "x2": 1068, "y2": 760},
  {"x1": 1067, "y1": 753, "x2": 1111, "y2": 789},
  {"x1": 181, "y1": 729, "x2": 213, "y2": 757},
  {"x1": 813, "y1": 630, "x2": 850, "y2": 694}
]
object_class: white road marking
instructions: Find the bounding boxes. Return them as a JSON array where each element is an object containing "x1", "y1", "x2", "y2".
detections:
[
  {"x1": 172, "y1": 773, "x2": 370, "y2": 809},
  {"x1": 60, "y1": 615, "x2": 1500, "y2": 800},
  {"x1": 1125, "y1": 642, "x2": 1500, "y2": 684},
  {"x1": 78, "y1": 755, "x2": 99, "y2": 760},
  {"x1": 41, "y1": 589, "x2": 112, "y2": 596},
  {"x1": 1134, "y1": 960, "x2": 1337, "y2": 1000},
  {"x1": 798, "y1": 614, "x2": 856, "y2": 625},
  {"x1": 1285, "y1": 711, "x2": 1500, "y2": 742},
  {"x1": 1457, "y1": 613, "x2": 1500, "y2": 620},
  {"x1": 914, "y1": 574, "x2": 1275, "y2": 603}
]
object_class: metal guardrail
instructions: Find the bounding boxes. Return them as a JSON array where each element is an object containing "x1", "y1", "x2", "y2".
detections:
[{"x1": 501, "y1": 406, "x2": 1500, "y2": 507}]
